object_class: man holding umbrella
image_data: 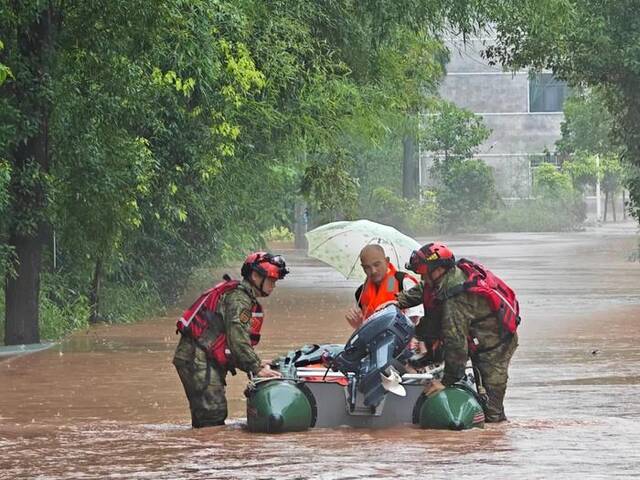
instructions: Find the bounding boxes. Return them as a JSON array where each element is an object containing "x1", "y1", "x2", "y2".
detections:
[{"x1": 345, "y1": 244, "x2": 423, "y2": 329}]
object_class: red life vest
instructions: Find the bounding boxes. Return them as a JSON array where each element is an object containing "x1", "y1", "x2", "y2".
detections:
[
  {"x1": 176, "y1": 279, "x2": 263, "y2": 367},
  {"x1": 422, "y1": 259, "x2": 520, "y2": 352},
  {"x1": 358, "y1": 264, "x2": 416, "y2": 320},
  {"x1": 454, "y1": 259, "x2": 520, "y2": 339}
]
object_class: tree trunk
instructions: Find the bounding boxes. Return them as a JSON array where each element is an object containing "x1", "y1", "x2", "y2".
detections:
[
  {"x1": 89, "y1": 258, "x2": 103, "y2": 324},
  {"x1": 3, "y1": 7, "x2": 54, "y2": 345},
  {"x1": 5, "y1": 132, "x2": 49, "y2": 344},
  {"x1": 293, "y1": 200, "x2": 308, "y2": 250},
  {"x1": 402, "y1": 135, "x2": 417, "y2": 199},
  {"x1": 622, "y1": 190, "x2": 627, "y2": 220},
  {"x1": 603, "y1": 191, "x2": 609, "y2": 221},
  {"x1": 5, "y1": 227, "x2": 45, "y2": 345},
  {"x1": 611, "y1": 191, "x2": 617, "y2": 222}
]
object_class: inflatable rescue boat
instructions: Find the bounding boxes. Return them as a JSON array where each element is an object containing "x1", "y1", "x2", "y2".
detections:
[{"x1": 245, "y1": 306, "x2": 485, "y2": 433}]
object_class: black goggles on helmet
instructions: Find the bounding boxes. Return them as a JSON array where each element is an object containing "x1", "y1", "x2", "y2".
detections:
[
  {"x1": 264, "y1": 253, "x2": 289, "y2": 278},
  {"x1": 406, "y1": 250, "x2": 424, "y2": 271}
]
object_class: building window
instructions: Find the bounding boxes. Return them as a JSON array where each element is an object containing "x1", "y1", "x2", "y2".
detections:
[{"x1": 529, "y1": 73, "x2": 570, "y2": 112}]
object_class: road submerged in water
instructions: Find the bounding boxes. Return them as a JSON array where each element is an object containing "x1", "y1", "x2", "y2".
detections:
[{"x1": 1, "y1": 223, "x2": 640, "y2": 479}]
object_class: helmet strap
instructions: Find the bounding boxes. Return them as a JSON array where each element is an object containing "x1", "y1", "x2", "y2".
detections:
[
  {"x1": 248, "y1": 270, "x2": 269, "y2": 297},
  {"x1": 258, "y1": 274, "x2": 267, "y2": 296}
]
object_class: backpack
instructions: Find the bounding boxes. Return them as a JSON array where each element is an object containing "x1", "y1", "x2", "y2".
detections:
[
  {"x1": 176, "y1": 278, "x2": 239, "y2": 341},
  {"x1": 447, "y1": 258, "x2": 520, "y2": 345}
]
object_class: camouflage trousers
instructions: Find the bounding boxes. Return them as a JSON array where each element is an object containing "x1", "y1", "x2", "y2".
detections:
[
  {"x1": 173, "y1": 353, "x2": 228, "y2": 428},
  {"x1": 472, "y1": 333, "x2": 519, "y2": 423}
]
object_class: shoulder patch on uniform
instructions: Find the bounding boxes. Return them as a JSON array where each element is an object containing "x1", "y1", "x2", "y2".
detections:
[{"x1": 239, "y1": 309, "x2": 251, "y2": 324}]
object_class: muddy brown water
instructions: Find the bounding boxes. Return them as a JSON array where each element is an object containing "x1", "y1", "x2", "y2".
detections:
[{"x1": 1, "y1": 224, "x2": 640, "y2": 479}]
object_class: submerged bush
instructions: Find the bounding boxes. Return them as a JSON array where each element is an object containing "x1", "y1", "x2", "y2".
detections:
[
  {"x1": 434, "y1": 159, "x2": 499, "y2": 232},
  {"x1": 533, "y1": 163, "x2": 573, "y2": 197},
  {"x1": 100, "y1": 279, "x2": 164, "y2": 324},
  {"x1": 407, "y1": 191, "x2": 439, "y2": 235},
  {"x1": 264, "y1": 226, "x2": 294, "y2": 242},
  {"x1": 362, "y1": 187, "x2": 412, "y2": 231},
  {"x1": 487, "y1": 195, "x2": 586, "y2": 232},
  {"x1": 360, "y1": 187, "x2": 439, "y2": 236}
]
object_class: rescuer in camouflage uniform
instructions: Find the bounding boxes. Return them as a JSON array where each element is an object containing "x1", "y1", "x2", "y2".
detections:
[
  {"x1": 173, "y1": 252, "x2": 288, "y2": 428},
  {"x1": 395, "y1": 243, "x2": 518, "y2": 423}
]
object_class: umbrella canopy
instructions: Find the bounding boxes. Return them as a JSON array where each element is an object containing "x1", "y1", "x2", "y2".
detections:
[{"x1": 305, "y1": 219, "x2": 421, "y2": 280}]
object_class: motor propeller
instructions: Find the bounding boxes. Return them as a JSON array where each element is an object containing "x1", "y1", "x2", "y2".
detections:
[{"x1": 380, "y1": 366, "x2": 406, "y2": 397}]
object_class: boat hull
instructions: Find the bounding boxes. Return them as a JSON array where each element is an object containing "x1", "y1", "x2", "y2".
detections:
[{"x1": 246, "y1": 378, "x2": 484, "y2": 432}]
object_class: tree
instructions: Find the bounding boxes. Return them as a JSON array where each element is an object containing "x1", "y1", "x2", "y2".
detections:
[
  {"x1": 1, "y1": 1, "x2": 268, "y2": 340},
  {"x1": 0, "y1": 4, "x2": 57, "y2": 344},
  {"x1": 419, "y1": 100, "x2": 494, "y2": 232},
  {"x1": 300, "y1": 150, "x2": 359, "y2": 223},
  {"x1": 558, "y1": 90, "x2": 626, "y2": 220},
  {"x1": 436, "y1": 159, "x2": 498, "y2": 232},
  {"x1": 422, "y1": 99, "x2": 491, "y2": 181},
  {"x1": 485, "y1": 0, "x2": 640, "y2": 221},
  {"x1": 0, "y1": 0, "x2": 492, "y2": 344}
]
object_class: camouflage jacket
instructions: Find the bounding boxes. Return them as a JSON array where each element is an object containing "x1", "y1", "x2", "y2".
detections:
[
  {"x1": 396, "y1": 266, "x2": 503, "y2": 385},
  {"x1": 173, "y1": 279, "x2": 262, "y2": 375}
]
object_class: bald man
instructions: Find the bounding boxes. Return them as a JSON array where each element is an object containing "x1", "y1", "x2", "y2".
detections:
[{"x1": 345, "y1": 244, "x2": 423, "y2": 329}]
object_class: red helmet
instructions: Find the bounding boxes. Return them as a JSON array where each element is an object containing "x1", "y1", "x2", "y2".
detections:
[
  {"x1": 241, "y1": 252, "x2": 289, "y2": 280},
  {"x1": 406, "y1": 242, "x2": 455, "y2": 276}
]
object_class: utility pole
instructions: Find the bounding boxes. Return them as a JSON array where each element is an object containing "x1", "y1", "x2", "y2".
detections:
[{"x1": 595, "y1": 154, "x2": 602, "y2": 222}]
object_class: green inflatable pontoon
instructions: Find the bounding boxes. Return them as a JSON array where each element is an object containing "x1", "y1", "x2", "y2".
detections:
[{"x1": 245, "y1": 306, "x2": 485, "y2": 433}]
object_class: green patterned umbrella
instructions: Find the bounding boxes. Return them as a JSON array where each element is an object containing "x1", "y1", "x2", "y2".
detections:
[{"x1": 305, "y1": 219, "x2": 421, "y2": 279}]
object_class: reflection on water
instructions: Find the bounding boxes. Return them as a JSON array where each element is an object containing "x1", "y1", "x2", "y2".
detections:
[{"x1": 1, "y1": 224, "x2": 640, "y2": 478}]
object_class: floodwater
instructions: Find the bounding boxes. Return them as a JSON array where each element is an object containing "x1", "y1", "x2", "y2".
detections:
[{"x1": 1, "y1": 223, "x2": 640, "y2": 479}]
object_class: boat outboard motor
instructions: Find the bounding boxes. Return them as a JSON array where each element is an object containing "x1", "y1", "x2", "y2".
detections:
[{"x1": 333, "y1": 305, "x2": 414, "y2": 409}]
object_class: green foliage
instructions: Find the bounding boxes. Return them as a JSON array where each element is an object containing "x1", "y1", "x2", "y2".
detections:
[
  {"x1": 486, "y1": 0, "x2": 640, "y2": 220},
  {"x1": 487, "y1": 196, "x2": 586, "y2": 232},
  {"x1": 0, "y1": 40, "x2": 12, "y2": 86},
  {"x1": 557, "y1": 90, "x2": 626, "y2": 201},
  {"x1": 301, "y1": 150, "x2": 359, "y2": 223},
  {"x1": 600, "y1": 154, "x2": 624, "y2": 195},
  {"x1": 562, "y1": 152, "x2": 598, "y2": 190},
  {"x1": 99, "y1": 279, "x2": 163, "y2": 324},
  {"x1": 533, "y1": 163, "x2": 573, "y2": 197},
  {"x1": 360, "y1": 187, "x2": 438, "y2": 235},
  {"x1": 421, "y1": 101, "x2": 493, "y2": 232},
  {"x1": 363, "y1": 187, "x2": 413, "y2": 231},
  {"x1": 0, "y1": 160, "x2": 10, "y2": 220},
  {"x1": 406, "y1": 191, "x2": 439, "y2": 235},
  {"x1": 507, "y1": 162, "x2": 587, "y2": 231},
  {"x1": 434, "y1": 159, "x2": 499, "y2": 232},
  {"x1": 0, "y1": 0, "x2": 494, "y2": 343},
  {"x1": 557, "y1": 90, "x2": 616, "y2": 157},
  {"x1": 39, "y1": 278, "x2": 91, "y2": 341},
  {"x1": 422, "y1": 100, "x2": 491, "y2": 164},
  {"x1": 264, "y1": 226, "x2": 294, "y2": 243}
]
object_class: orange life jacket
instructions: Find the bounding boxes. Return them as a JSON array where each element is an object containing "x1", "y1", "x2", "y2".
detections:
[{"x1": 358, "y1": 263, "x2": 416, "y2": 320}]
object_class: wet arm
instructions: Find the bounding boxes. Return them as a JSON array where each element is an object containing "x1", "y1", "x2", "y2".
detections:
[
  {"x1": 396, "y1": 282, "x2": 424, "y2": 309},
  {"x1": 441, "y1": 298, "x2": 472, "y2": 386}
]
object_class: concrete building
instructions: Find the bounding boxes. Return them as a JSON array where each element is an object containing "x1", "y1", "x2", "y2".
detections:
[{"x1": 421, "y1": 35, "x2": 570, "y2": 198}]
